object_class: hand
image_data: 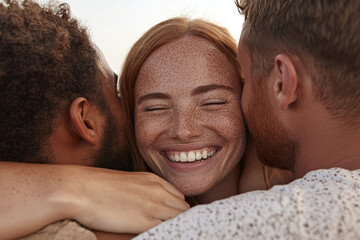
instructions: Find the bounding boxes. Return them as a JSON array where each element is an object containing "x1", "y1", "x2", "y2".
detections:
[{"x1": 56, "y1": 166, "x2": 190, "y2": 234}]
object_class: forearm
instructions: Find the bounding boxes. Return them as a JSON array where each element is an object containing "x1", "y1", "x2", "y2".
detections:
[
  {"x1": 0, "y1": 162, "x2": 74, "y2": 239},
  {"x1": 0, "y1": 162, "x2": 189, "y2": 238}
]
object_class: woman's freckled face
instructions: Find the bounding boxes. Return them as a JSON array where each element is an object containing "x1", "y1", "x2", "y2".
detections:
[{"x1": 134, "y1": 36, "x2": 246, "y2": 196}]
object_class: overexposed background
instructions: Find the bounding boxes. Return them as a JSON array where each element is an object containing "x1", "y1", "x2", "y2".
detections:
[{"x1": 44, "y1": 0, "x2": 244, "y2": 73}]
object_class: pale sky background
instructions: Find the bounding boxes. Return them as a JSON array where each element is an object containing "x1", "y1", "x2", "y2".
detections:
[{"x1": 47, "y1": 0, "x2": 244, "y2": 73}]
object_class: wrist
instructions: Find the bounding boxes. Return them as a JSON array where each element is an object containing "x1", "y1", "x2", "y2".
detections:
[{"x1": 47, "y1": 165, "x2": 87, "y2": 222}]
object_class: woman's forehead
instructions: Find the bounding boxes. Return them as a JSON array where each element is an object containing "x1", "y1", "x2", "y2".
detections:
[
  {"x1": 139, "y1": 36, "x2": 232, "y2": 77},
  {"x1": 135, "y1": 36, "x2": 239, "y2": 95}
]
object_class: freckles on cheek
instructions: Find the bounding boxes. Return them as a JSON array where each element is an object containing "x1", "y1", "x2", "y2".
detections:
[
  {"x1": 135, "y1": 115, "x2": 162, "y2": 146},
  {"x1": 213, "y1": 111, "x2": 245, "y2": 139}
]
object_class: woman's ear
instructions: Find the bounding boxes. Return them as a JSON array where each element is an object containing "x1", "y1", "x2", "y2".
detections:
[
  {"x1": 68, "y1": 97, "x2": 101, "y2": 146},
  {"x1": 273, "y1": 54, "x2": 298, "y2": 110}
]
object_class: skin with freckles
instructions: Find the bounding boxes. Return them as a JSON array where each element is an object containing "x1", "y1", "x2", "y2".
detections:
[{"x1": 135, "y1": 36, "x2": 246, "y2": 201}]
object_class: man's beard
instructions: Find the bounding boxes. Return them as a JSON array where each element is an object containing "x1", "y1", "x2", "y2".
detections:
[
  {"x1": 93, "y1": 114, "x2": 133, "y2": 171},
  {"x1": 246, "y1": 83, "x2": 297, "y2": 172}
]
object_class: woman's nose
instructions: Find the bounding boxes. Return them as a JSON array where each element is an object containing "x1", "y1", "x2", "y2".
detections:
[{"x1": 169, "y1": 106, "x2": 201, "y2": 141}]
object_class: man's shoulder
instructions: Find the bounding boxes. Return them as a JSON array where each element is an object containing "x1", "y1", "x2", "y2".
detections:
[
  {"x1": 223, "y1": 168, "x2": 360, "y2": 210},
  {"x1": 291, "y1": 167, "x2": 360, "y2": 194},
  {"x1": 135, "y1": 168, "x2": 360, "y2": 240}
]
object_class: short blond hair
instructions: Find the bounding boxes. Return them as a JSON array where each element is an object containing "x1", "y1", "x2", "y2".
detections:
[{"x1": 236, "y1": 0, "x2": 360, "y2": 124}]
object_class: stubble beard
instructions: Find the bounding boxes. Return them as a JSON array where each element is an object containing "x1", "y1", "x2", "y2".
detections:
[
  {"x1": 246, "y1": 82, "x2": 296, "y2": 172},
  {"x1": 93, "y1": 113, "x2": 134, "y2": 171}
]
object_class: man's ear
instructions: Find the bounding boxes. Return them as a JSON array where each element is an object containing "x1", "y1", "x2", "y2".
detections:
[
  {"x1": 273, "y1": 54, "x2": 298, "y2": 110},
  {"x1": 69, "y1": 97, "x2": 101, "y2": 146}
]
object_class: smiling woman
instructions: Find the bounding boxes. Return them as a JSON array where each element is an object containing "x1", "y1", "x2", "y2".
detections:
[
  {"x1": 120, "y1": 17, "x2": 292, "y2": 205},
  {"x1": 135, "y1": 35, "x2": 245, "y2": 201}
]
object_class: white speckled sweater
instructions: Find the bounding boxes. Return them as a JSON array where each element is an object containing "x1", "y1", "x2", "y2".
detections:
[{"x1": 135, "y1": 168, "x2": 360, "y2": 240}]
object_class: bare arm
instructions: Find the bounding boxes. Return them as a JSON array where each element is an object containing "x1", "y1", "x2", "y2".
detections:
[{"x1": 0, "y1": 162, "x2": 189, "y2": 239}]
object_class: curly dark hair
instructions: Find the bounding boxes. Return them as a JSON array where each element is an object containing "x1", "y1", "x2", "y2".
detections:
[{"x1": 0, "y1": 0, "x2": 106, "y2": 163}]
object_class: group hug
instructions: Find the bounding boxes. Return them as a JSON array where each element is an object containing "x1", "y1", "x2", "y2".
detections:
[{"x1": 1, "y1": 0, "x2": 360, "y2": 239}]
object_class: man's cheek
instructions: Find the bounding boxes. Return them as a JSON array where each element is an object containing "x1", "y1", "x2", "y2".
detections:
[{"x1": 241, "y1": 84, "x2": 250, "y2": 114}]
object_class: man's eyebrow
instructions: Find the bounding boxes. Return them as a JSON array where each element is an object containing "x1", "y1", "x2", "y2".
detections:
[
  {"x1": 191, "y1": 84, "x2": 234, "y2": 96},
  {"x1": 137, "y1": 92, "x2": 171, "y2": 105}
]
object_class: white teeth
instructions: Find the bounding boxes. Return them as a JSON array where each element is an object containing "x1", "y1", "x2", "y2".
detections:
[
  {"x1": 167, "y1": 149, "x2": 217, "y2": 162},
  {"x1": 208, "y1": 151, "x2": 213, "y2": 158},
  {"x1": 202, "y1": 150, "x2": 208, "y2": 159},
  {"x1": 188, "y1": 152, "x2": 196, "y2": 162},
  {"x1": 180, "y1": 152, "x2": 187, "y2": 162}
]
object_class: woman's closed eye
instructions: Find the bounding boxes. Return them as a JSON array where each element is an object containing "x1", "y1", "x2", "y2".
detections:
[
  {"x1": 144, "y1": 105, "x2": 169, "y2": 112},
  {"x1": 201, "y1": 99, "x2": 228, "y2": 107}
]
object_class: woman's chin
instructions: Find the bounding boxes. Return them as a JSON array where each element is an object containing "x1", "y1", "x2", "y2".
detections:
[{"x1": 172, "y1": 179, "x2": 214, "y2": 198}]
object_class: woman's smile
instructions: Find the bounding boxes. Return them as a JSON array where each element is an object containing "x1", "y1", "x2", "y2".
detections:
[{"x1": 165, "y1": 147, "x2": 218, "y2": 163}]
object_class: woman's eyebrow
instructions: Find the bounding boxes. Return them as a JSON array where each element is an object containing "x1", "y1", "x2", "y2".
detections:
[
  {"x1": 137, "y1": 92, "x2": 171, "y2": 105},
  {"x1": 191, "y1": 84, "x2": 234, "y2": 96}
]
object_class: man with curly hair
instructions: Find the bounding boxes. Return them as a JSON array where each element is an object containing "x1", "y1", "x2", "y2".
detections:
[
  {"x1": 0, "y1": 0, "x2": 188, "y2": 239},
  {"x1": 136, "y1": 0, "x2": 360, "y2": 239},
  {"x1": 0, "y1": 0, "x2": 131, "y2": 170}
]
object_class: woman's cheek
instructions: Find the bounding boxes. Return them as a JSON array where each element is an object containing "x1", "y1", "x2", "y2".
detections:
[
  {"x1": 135, "y1": 113, "x2": 168, "y2": 147},
  {"x1": 202, "y1": 104, "x2": 244, "y2": 139}
]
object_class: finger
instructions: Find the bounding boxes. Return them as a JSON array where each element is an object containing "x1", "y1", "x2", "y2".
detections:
[
  {"x1": 141, "y1": 172, "x2": 186, "y2": 200},
  {"x1": 162, "y1": 191, "x2": 190, "y2": 211},
  {"x1": 90, "y1": 209, "x2": 164, "y2": 234},
  {"x1": 147, "y1": 183, "x2": 190, "y2": 211},
  {"x1": 154, "y1": 177, "x2": 185, "y2": 200},
  {"x1": 150, "y1": 203, "x2": 187, "y2": 221},
  {"x1": 126, "y1": 216, "x2": 163, "y2": 234}
]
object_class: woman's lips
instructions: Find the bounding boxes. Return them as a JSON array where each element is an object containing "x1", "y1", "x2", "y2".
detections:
[{"x1": 163, "y1": 147, "x2": 219, "y2": 163}]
